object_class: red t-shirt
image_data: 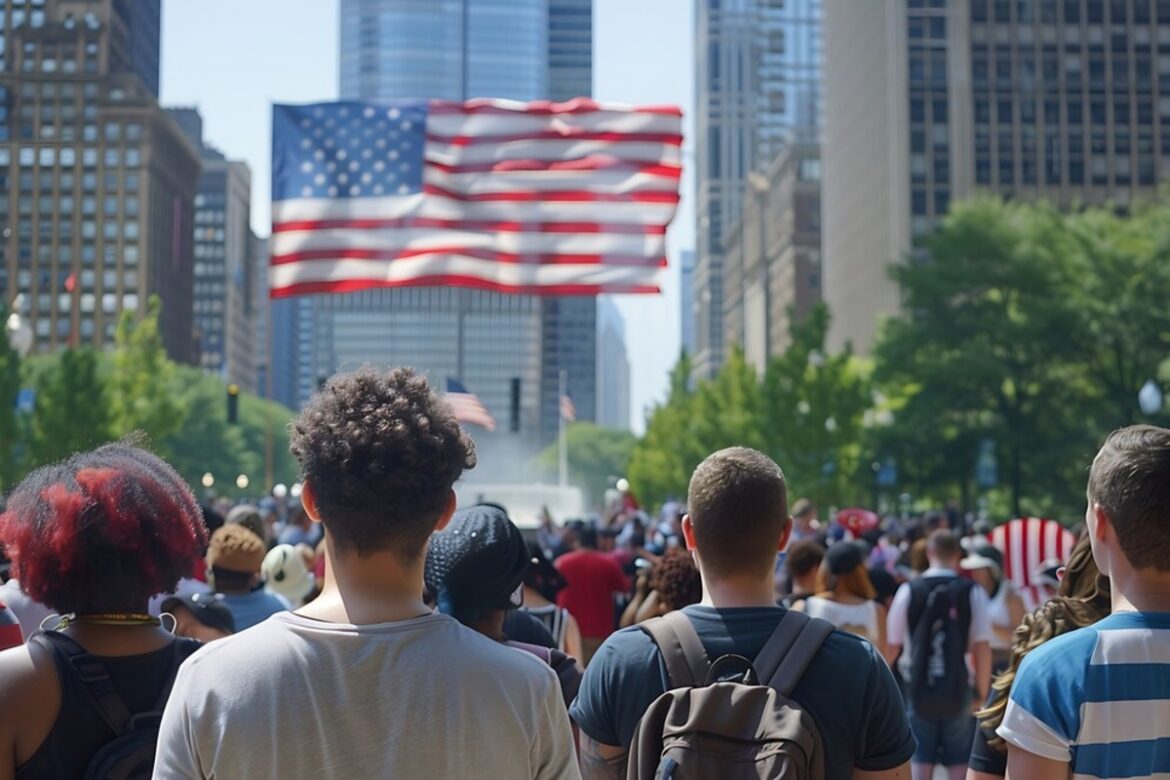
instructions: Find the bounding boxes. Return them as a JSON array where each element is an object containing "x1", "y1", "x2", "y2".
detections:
[{"x1": 555, "y1": 550, "x2": 629, "y2": 640}]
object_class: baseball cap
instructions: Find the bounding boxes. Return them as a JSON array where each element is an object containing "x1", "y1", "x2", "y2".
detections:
[
  {"x1": 160, "y1": 593, "x2": 236, "y2": 635},
  {"x1": 960, "y1": 543, "x2": 1004, "y2": 574},
  {"x1": 424, "y1": 505, "x2": 530, "y2": 616}
]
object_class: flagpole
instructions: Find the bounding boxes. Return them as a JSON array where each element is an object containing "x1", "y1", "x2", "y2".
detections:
[{"x1": 558, "y1": 369, "x2": 568, "y2": 488}]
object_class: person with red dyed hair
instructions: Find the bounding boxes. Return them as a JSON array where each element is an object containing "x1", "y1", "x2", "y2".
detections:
[{"x1": 0, "y1": 442, "x2": 207, "y2": 778}]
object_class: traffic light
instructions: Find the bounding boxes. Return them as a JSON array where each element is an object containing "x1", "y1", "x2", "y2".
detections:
[{"x1": 227, "y1": 384, "x2": 240, "y2": 424}]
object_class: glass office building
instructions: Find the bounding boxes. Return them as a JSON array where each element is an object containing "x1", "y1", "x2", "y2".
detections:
[
  {"x1": 693, "y1": 0, "x2": 823, "y2": 379},
  {"x1": 293, "y1": 0, "x2": 596, "y2": 461}
]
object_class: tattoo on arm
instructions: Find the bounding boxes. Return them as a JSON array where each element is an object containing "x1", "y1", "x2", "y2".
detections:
[{"x1": 579, "y1": 733, "x2": 628, "y2": 780}]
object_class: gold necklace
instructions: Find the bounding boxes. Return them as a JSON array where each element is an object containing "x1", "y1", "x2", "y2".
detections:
[{"x1": 71, "y1": 612, "x2": 161, "y2": 627}]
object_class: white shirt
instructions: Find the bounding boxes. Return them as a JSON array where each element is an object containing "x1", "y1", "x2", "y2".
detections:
[
  {"x1": 886, "y1": 567, "x2": 993, "y2": 681},
  {"x1": 803, "y1": 596, "x2": 880, "y2": 643},
  {"x1": 153, "y1": 611, "x2": 579, "y2": 780}
]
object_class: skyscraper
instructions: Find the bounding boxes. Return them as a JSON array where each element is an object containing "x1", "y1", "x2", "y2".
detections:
[
  {"x1": 823, "y1": 0, "x2": 1170, "y2": 354},
  {"x1": 0, "y1": 0, "x2": 200, "y2": 362},
  {"x1": 693, "y1": 0, "x2": 822, "y2": 380},
  {"x1": 548, "y1": 0, "x2": 593, "y2": 101},
  {"x1": 168, "y1": 108, "x2": 257, "y2": 392},
  {"x1": 315, "y1": 0, "x2": 596, "y2": 455},
  {"x1": 722, "y1": 142, "x2": 821, "y2": 369}
]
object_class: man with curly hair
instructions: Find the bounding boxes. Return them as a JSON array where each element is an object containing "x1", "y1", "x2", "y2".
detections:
[{"x1": 155, "y1": 367, "x2": 579, "y2": 780}]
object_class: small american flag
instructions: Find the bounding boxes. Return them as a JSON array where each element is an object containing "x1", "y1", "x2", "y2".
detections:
[
  {"x1": 560, "y1": 393, "x2": 576, "y2": 422},
  {"x1": 269, "y1": 98, "x2": 682, "y2": 298},
  {"x1": 445, "y1": 378, "x2": 496, "y2": 431}
]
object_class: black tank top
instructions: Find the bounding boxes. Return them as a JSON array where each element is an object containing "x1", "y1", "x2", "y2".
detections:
[{"x1": 15, "y1": 632, "x2": 199, "y2": 779}]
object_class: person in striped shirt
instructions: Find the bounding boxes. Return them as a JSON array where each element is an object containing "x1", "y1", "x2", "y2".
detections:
[{"x1": 998, "y1": 424, "x2": 1170, "y2": 779}]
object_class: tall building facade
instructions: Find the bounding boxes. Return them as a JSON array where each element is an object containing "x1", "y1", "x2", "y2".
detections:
[
  {"x1": 315, "y1": 0, "x2": 596, "y2": 455},
  {"x1": 0, "y1": 0, "x2": 200, "y2": 362},
  {"x1": 548, "y1": 0, "x2": 593, "y2": 101},
  {"x1": 169, "y1": 108, "x2": 257, "y2": 392},
  {"x1": 679, "y1": 249, "x2": 697, "y2": 357},
  {"x1": 596, "y1": 297, "x2": 630, "y2": 430},
  {"x1": 823, "y1": 0, "x2": 1170, "y2": 354},
  {"x1": 723, "y1": 142, "x2": 821, "y2": 370},
  {"x1": 693, "y1": 0, "x2": 822, "y2": 380}
]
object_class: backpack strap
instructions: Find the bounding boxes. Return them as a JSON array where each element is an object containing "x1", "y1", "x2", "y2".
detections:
[
  {"x1": 753, "y1": 610, "x2": 834, "y2": 698},
  {"x1": 640, "y1": 610, "x2": 709, "y2": 689},
  {"x1": 30, "y1": 631, "x2": 134, "y2": 736}
]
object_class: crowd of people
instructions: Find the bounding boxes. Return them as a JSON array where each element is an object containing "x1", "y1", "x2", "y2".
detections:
[{"x1": 0, "y1": 365, "x2": 1165, "y2": 779}]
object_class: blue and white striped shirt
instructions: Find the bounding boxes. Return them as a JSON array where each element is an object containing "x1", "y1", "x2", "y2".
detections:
[{"x1": 998, "y1": 611, "x2": 1170, "y2": 779}]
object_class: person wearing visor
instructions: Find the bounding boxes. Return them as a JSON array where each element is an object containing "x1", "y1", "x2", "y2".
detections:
[
  {"x1": 960, "y1": 544, "x2": 1025, "y2": 672},
  {"x1": 425, "y1": 505, "x2": 583, "y2": 707}
]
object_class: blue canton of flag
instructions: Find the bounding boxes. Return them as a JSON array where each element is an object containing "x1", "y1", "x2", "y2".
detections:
[{"x1": 272, "y1": 101, "x2": 427, "y2": 202}]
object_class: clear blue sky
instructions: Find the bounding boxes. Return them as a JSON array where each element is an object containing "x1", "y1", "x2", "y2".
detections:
[{"x1": 160, "y1": 0, "x2": 695, "y2": 431}]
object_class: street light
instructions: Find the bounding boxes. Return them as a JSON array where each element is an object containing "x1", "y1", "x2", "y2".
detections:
[
  {"x1": 290, "y1": 482, "x2": 303, "y2": 499},
  {"x1": 272, "y1": 483, "x2": 288, "y2": 499},
  {"x1": 236, "y1": 474, "x2": 250, "y2": 490},
  {"x1": 1139, "y1": 379, "x2": 1163, "y2": 416},
  {"x1": 201, "y1": 472, "x2": 215, "y2": 488}
]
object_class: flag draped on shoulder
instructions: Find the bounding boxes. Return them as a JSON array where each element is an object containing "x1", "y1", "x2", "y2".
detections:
[{"x1": 269, "y1": 98, "x2": 682, "y2": 299}]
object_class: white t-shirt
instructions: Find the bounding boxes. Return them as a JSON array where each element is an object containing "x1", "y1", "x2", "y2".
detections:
[
  {"x1": 803, "y1": 596, "x2": 880, "y2": 642},
  {"x1": 886, "y1": 568, "x2": 993, "y2": 682},
  {"x1": 153, "y1": 611, "x2": 580, "y2": 780}
]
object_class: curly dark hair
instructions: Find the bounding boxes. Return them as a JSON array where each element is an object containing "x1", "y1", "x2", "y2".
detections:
[
  {"x1": 0, "y1": 442, "x2": 207, "y2": 614},
  {"x1": 289, "y1": 366, "x2": 476, "y2": 560},
  {"x1": 651, "y1": 550, "x2": 703, "y2": 611}
]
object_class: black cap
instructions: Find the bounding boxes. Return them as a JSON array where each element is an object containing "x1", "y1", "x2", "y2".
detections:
[
  {"x1": 161, "y1": 593, "x2": 236, "y2": 635},
  {"x1": 424, "y1": 505, "x2": 530, "y2": 616},
  {"x1": 825, "y1": 541, "x2": 865, "y2": 576}
]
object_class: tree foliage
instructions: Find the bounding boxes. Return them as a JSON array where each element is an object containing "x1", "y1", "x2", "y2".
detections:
[
  {"x1": 632, "y1": 195, "x2": 1170, "y2": 521},
  {"x1": 108, "y1": 295, "x2": 187, "y2": 443},
  {"x1": 630, "y1": 307, "x2": 872, "y2": 509},
  {"x1": 533, "y1": 422, "x2": 637, "y2": 506},
  {"x1": 29, "y1": 348, "x2": 112, "y2": 467}
]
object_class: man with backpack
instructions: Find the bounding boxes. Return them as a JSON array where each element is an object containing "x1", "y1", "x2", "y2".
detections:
[
  {"x1": 570, "y1": 446, "x2": 914, "y2": 779},
  {"x1": 885, "y1": 529, "x2": 992, "y2": 780}
]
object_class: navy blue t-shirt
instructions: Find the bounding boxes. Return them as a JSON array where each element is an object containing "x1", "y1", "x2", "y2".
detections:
[{"x1": 570, "y1": 605, "x2": 916, "y2": 780}]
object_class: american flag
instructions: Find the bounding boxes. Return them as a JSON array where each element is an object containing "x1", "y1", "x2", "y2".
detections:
[
  {"x1": 988, "y1": 517, "x2": 1077, "y2": 612},
  {"x1": 269, "y1": 98, "x2": 682, "y2": 298},
  {"x1": 445, "y1": 378, "x2": 496, "y2": 431},
  {"x1": 560, "y1": 392, "x2": 576, "y2": 422}
]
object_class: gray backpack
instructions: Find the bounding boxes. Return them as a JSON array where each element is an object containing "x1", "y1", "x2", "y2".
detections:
[{"x1": 627, "y1": 610, "x2": 833, "y2": 780}]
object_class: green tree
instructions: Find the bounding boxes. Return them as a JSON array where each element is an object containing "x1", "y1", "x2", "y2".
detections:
[
  {"x1": 873, "y1": 198, "x2": 1092, "y2": 517},
  {"x1": 29, "y1": 348, "x2": 112, "y2": 466},
  {"x1": 628, "y1": 352, "x2": 702, "y2": 506},
  {"x1": 0, "y1": 301, "x2": 22, "y2": 491},
  {"x1": 760, "y1": 304, "x2": 872, "y2": 509},
  {"x1": 533, "y1": 422, "x2": 637, "y2": 506},
  {"x1": 108, "y1": 296, "x2": 187, "y2": 443},
  {"x1": 1062, "y1": 198, "x2": 1170, "y2": 426},
  {"x1": 160, "y1": 368, "x2": 299, "y2": 497}
]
